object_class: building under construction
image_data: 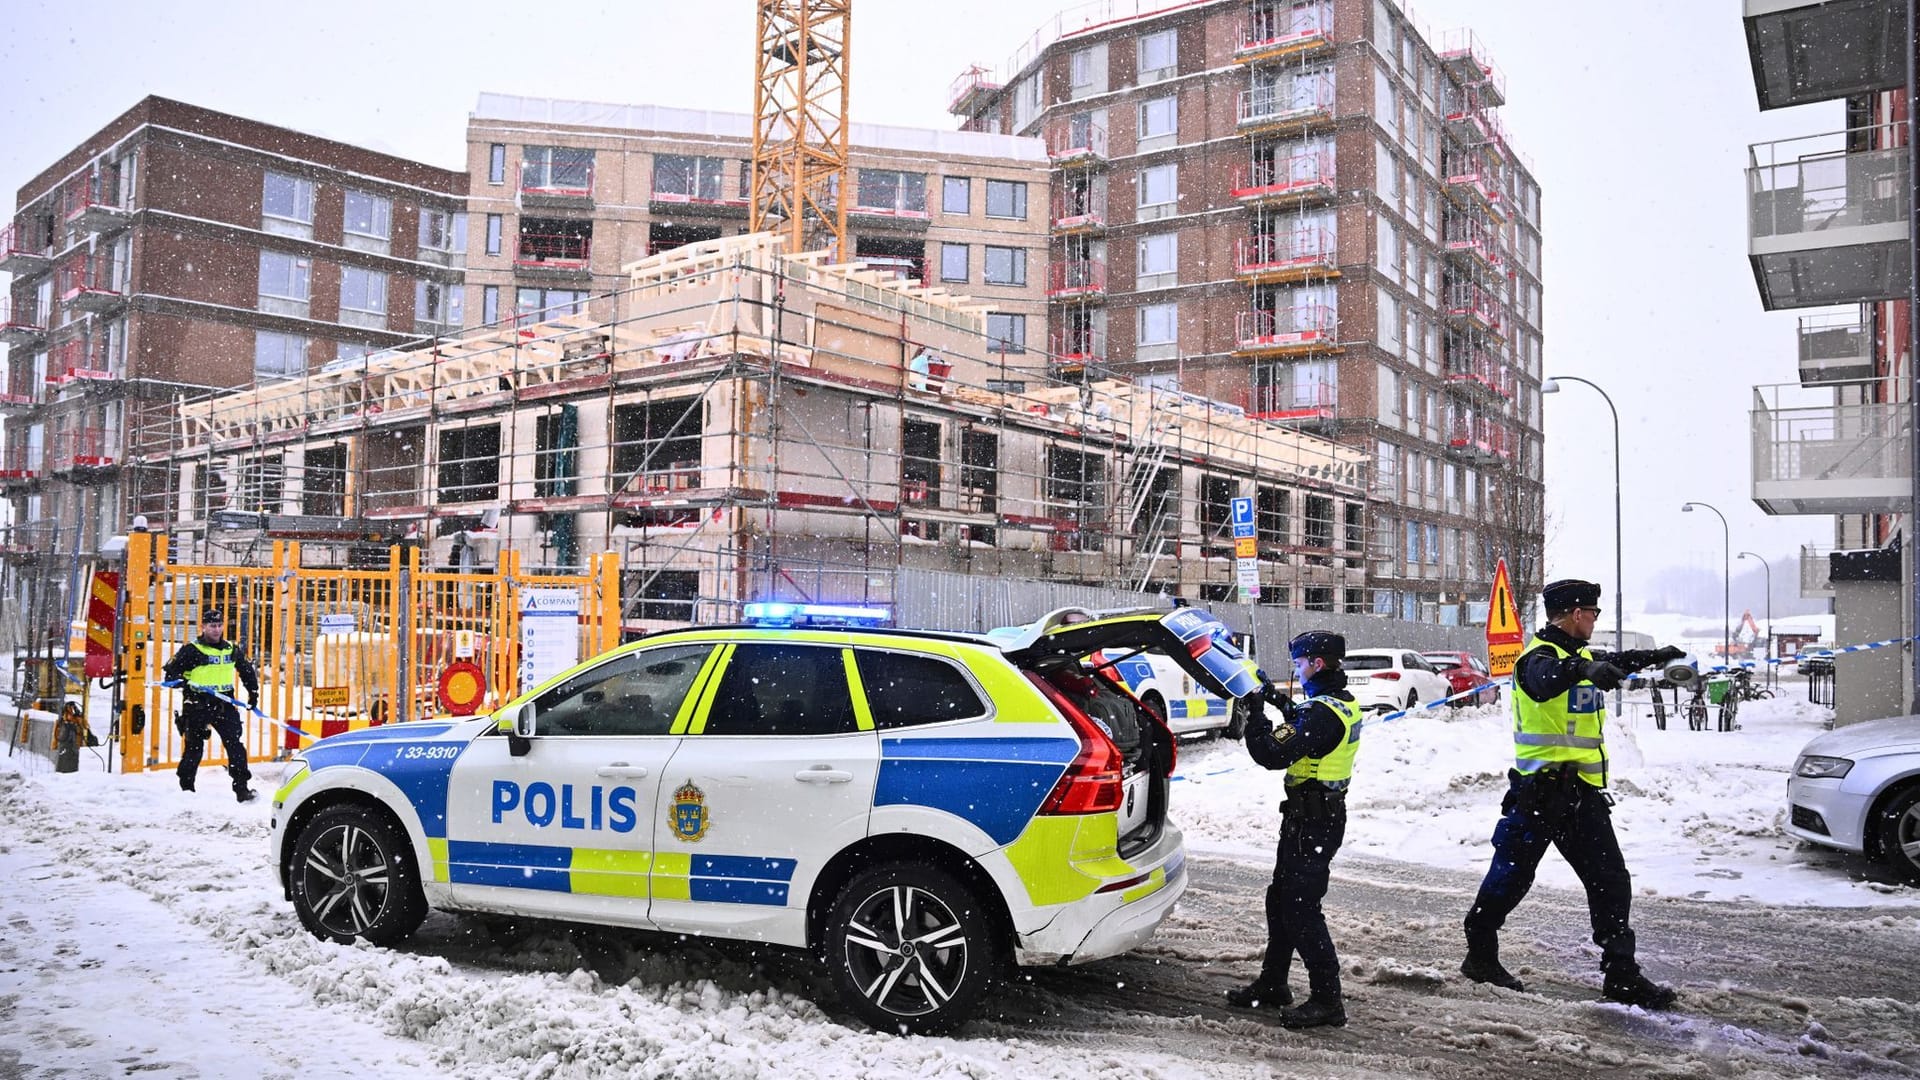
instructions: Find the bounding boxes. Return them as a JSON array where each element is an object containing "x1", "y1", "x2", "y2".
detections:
[{"x1": 141, "y1": 232, "x2": 1370, "y2": 631}]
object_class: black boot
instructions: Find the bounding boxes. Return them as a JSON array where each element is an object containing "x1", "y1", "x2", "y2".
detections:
[
  {"x1": 1460, "y1": 952, "x2": 1524, "y2": 992},
  {"x1": 1277, "y1": 995, "x2": 1345, "y2": 1029},
  {"x1": 1602, "y1": 970, "x2": 1677, "y2": 1010},
  {"x1": 1224, "y1": 978, "x2": 1293, "y2": 1009},
  {"x1": 179, "y1": 775, "x2": 195, "y2": 793},
  {"x1": 234, "y1": 785, "x2": 257, "y2": 804}
]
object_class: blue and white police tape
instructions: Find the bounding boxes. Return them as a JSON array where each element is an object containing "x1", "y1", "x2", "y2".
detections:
[
  {"x1": 1699, "y1": 636, "x2": 1916, "y2": 674},
  {"x1": 155, "y1": 679, "x2": 309, "y2": 744}
]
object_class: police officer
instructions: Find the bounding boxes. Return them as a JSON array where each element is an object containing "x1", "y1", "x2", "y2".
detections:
[
  {"x1": 1460, "y1": 579, "x2": 1685, "y2": 1008},
  {"x1": 1225, "y1": 630, "x2": 1362, "y2": 1029},
  {"x1": 162, "y1": 607, "x2": 261, "y2": 802}
]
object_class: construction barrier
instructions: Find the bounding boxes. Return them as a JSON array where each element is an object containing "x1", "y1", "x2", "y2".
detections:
[{"x1": 116, "y1": 531, "x2": 619, "y2": 774}]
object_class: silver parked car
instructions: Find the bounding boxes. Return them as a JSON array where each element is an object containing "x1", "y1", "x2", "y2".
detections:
[{"x1": 1785, "y1": 714, "x2": 1920, "y2": 883}]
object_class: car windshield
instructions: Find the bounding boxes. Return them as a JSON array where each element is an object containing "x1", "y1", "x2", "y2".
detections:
[
  {"x1": 1422, "y1": 654, "x2": 1461, "y2": 669},
  {"x1": 1344, "y1": 654, "x2": 1392, "y2": 670}
]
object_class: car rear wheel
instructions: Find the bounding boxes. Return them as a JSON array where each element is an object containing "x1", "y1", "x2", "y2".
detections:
[
  {"x1": 1875, "y1": 786, "x2": 1920, "y2": 884},
  {"x1": 1224, "y1": 698, "x2": 1247, "y2": 741},
  {"x1": 1404, "y1": 690, "x2": 1419, "y2": 711},
  {"x1": 824, "y1": 863, "x2": 997, "y2": 1034},
  {"x1": 1141, "y1": 691, "x2": 1168, "y2": 725},
  {"x1": 289, "y1": 804, "x2": 427, "y2": 946}
]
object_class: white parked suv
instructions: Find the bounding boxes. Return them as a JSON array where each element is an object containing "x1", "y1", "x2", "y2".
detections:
[
  {"x1": 1785, "y1": 713, "x2": 1920, "y2": 884},
  {"x1": 1342, "y1": 648, "x2": 1455, "y2": 713}
]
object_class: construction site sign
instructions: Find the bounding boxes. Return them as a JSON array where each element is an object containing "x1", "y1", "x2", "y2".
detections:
[
  {"x1": 1486, "y1": 558, "x2": 1525, "y2": 678},
  {"x1": 520, "y1": 588, "x2": 583, "y2": 691},
  {"x1": 312, "y1": 686, "x2": 351, "y2": 709},
  {"x1": 84, "y1": 570, "x2": 119, "y2": 678},
  {"x1": 1231, "y1": 497, "x2": 1260, "y2": 602}
]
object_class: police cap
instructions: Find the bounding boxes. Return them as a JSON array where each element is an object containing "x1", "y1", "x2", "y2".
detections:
[
  {"x1": 1289, "y1": 630, "x2": 1345, "y2": 661},
  {"x1": 201, "y1": 606, "x2": 226, "y2": 624},
  {"x1": 1541, "y1": 579, "x2": 1602, "y2": 615}
]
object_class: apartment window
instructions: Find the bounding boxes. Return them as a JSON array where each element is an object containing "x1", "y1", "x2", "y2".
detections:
[
  {"x1": 415, "y1": 280, "x2": 464, "y2": 330},
  {"x1": 1138, "y1": 96, "x2": 1178, "y2": 141},
  {"x1": 261, "y1": 172, "x2": 314, "y2": 238},
  {"x1": 340, "y1": 266, "x2": 388, "y2": 328},
  {"x1": 985, "y1": 180, "x2": 1027, "y2": 219},
  {"x1": 1138, "y1": 29, "x2": 1177, "y2": 81},
  {"x1": 303, "y1": 444, "x2": 347, "y2": 517},
  {"x1": 1070, "y1": 47, "x2": 1097, "y2": 93},
  {"x1": 485, "y1": 214, "x2": 503, "y2": 256},
  {"x1": 257, "y1": 251, "x2": 310, "y2": 314},
  {"x1": 418, "y1": 209, "x2": 467, "y2": 255},
  {"x1": 254, "y1": 331, "x2": 307, "y2": 381},
  {"x1": 488, "y1": 144, "x2": 506, "y2": 185},
  {"x1": 856, "y1": 169, "x2": 927, "y2": 215},
  {"x1": 942, "y1": 177, "x2": 970, "y2": 215},
  {"x1": 343, "y1": 190, "x2": 391, "y2": 240},
  {"x1": 521, "y1": 146, "x2": 594, "y2": 193},
  {"x1": 983, "y1": 246, "x2": 1026, "y2": 286},
  {"x1": 482, "y1": 285, "x2": 500, "y2": 325},
  {"x1": 986, "y1": 313, "x2": 1026, "y2": 353},
  {"x1": 1256, "y1": 486, "x2": 1288, "y2": 546},
  {"x1": 1377, "y1": 289, "x2": 1401, "y2": 355},
  {"x1": 940, "y1": 243, "x2": 968, "y2": 283},
  {"x1": 1138, "y1": 163, "x2": 1176, "y2": 210},
  {"x1": 653, "y1": 154, "x2": 726, "y2": 201},
  {"x1": 517, "y1": 288, "x2": 588, "y2": 320},
  {"x1": 1137, "y1": 232, "x2": 1177, "y2": 281},
  {"x1": 437, "y1": 425, "x2": 502, "y2": 504},
  {"x1": 1138, "y1": 302, "x2": 1176, "y2": 345}
]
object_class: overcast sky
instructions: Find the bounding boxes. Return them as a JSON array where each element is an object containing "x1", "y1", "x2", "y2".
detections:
[{"x1": 0, "y1": 0, "x2": 1849, "y2": 615}]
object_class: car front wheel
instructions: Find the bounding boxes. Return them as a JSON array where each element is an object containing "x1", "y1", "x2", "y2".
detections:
[
  {"x1": 289, "y1": 803, "x2": 427, "y2": 946},
  {"x1": 824, "y1": 864, "x2": 998, "y2": 1034},
  {"x1": 1875, "y1": 786, "x2": 1920, "y2": 884}
]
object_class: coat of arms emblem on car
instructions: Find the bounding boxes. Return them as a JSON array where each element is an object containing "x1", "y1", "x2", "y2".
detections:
[{"x1": 670, "y1": 781, "x2": 709, "y2": 842}]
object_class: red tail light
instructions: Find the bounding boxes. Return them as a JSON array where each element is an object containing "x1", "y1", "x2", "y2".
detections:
[
  {"x1": 1187, "y1": 636, "x2": 1211, "y2": 660},
  {"x1": 1371, "y1": 671, "x2": 1402, "y2": 681},
  {"x1": 1026, "y1": 671, "x2": 1124, "y2": 815}
]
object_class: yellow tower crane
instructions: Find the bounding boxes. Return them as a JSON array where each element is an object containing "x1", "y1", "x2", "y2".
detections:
[{"x1": 750, "y1": 0, "x2": 852, "y2": 259}]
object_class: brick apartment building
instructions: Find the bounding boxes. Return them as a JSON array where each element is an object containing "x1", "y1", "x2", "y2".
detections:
[
  {"x1": 0, "y1": 96, "x2": 469, "y2": 556},
  {"x1": 950, "y1": 0, "x2": 1546, "y2": 620}
]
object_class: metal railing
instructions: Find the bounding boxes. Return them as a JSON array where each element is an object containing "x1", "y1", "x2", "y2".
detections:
[
  {"x1": 1748, "y1": 127, "x2": 1910, "y2": 243},
  {"x1": 1050, "y1": 184, "x2": 1108, "y2": 228},
  {"x1": 1233, "y1": 147, "x2": 1335, "y2": 199},
  {"x1": 1242, "y1": 381, "x2": 1336, "y2": 420},
  {"x1": 1799, "y1": 544, "x2": 1834, "y2": 599},
  {"x1": 1046, "y1": 118, "x2": 1109, "y2": 161},
  {"x1": 1240, "y1": 0, "x2": 1332, "y2": 53},
  {"x1": 56, "y1": 253, "x2": 122, "y2": 302},
  {"x1": 1796, "y1": 308, "x2": 1871, "y2": 383},
  {"x1": 1236, "y1": 305, "x2": 1336, "y2": 349},
  {"x1": 515, "y1": 232, "x2": 592, "y2": 269},
  {"x1": 1237, "y1": 72, "x2": 1334, "y2": 127},
  {"x1": 1049, "y1": 328, "x2": 1105, "y2": 367},
  {"x1": 48, "y1": 427, "x2": 111, "y2": 471},
  {"x1": 1047, "y1": 258, "x2": 1107, "y2": 298},
  {"x1": 0, "y1": 294, "x2": 44, "y2": 335},
  {"x1": 1234, "y1": 227, "x2": 1336, "y2": 275},
  {"x1": 1750, "y1": 379, "x2": 1910, "y2": 492}
]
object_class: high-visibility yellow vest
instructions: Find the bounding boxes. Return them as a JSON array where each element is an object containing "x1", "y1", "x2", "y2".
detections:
[
  {"x1": 185, "y1": 640, "x2": 237, "y2": 694},
  {"x1": 1285, "y1": 694, "x2": 1363, "y2": 790},
  {"x1": 1512, "y1": 636, "x2": 1608, "y2": 787}
]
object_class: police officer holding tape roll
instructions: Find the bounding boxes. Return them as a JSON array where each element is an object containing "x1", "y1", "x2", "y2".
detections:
[
  {"x1": 161, "y1": 606, "x2": 261, "y2": 803},
  {"x1": 1225, "y1": 629, "x2": 1363, "y2": 1029},
  {"x1": 1460, "y1": 578, "x2": 1686, "y2": 1009}
]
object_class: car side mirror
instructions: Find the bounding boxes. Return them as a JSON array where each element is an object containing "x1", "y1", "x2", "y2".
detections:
[{"x1": 505, "y1": 704, "x2": 534, "y2": 757}]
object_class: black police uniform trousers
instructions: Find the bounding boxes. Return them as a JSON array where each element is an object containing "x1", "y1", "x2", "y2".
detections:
[
  {"x1": 1260, "y1": 784, "x2": 1346, "y2": 998},
  {"x1": 175, "y1": 694, "x2": 252, "y2": 790},
  {"x1": 1464, "y1": 768, "x2": 1639, "y2": 975}
]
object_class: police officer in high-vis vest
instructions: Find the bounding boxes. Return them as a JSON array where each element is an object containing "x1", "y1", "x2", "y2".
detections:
[
  {"x1": 1225, "y1": 630, "x2": 1363, "y2": 1029},
  {"x1": 162, "y1": 607, "x2": 261, "y2": 802},
  {"x1": 1461, "y1": 579, "x2": 1685, "y2": 1009}
]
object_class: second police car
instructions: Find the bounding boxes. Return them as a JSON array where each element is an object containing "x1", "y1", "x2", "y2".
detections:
[{"x1": 269, "y1": 604, "x2": 1259, "y2": 1032}]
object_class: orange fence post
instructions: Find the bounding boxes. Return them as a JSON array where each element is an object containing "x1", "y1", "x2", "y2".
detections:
[{"x1": 118, "y1": 529, "x2": 152, "y2": 774}]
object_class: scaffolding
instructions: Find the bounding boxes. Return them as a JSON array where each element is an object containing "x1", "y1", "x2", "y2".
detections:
[{"x1": 127, "y1": 232, "x2": 1372, "y2": 632}]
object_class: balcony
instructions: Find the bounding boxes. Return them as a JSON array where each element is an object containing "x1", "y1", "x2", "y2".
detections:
[
  {"x1": 1446, "y1": 417, "x2": 1512, "y2": 464},
  {"x1": 61, "y1": 170, "x2": 131, "y2": 234},
  {"x1": 1443, "y1": 351, "x2": 1512, "y2": 402},
  {"x1": 948, "y1": 65, "x2": 1002, "y2": 117},
  {"x1": 1234, "y1": 227, "x2": 1339, "y2": 284},
  {"x1": 1049, "y1": 329, "x2": 1104, "y2": 374},
  {"x1": 1442, "y1": 147, "x2": 1504, "y2": 218},
  {"x1": 1237, "y1": 73, "x2": 1334, "y2": 134},
  {"x1": 1439, "y1": 29, "x2": 1507, "y2": 107},
  {"x1": 1046, "y1": 119, "x2": 1109, "y2": 166},
  {"x1": 1743, "y1": 0, "x2": 1903, "y2": 110},
  {"x1": 1799, "y1": 544, "x2": 1835, "y2": 600},
  {"x1": 0, "y1": 223, "x2": 51, "y2": 277},
  {"x1": 1748, "y1": 128, "x2": 1909, "y2": 310},
  {"x1": 1442, "y1": 84, "x2": 1498, "y2": 146},
  {"x1": 1798, "y1": 309, "x2": 1873, "y2": 385},
  {"x1": 1442, "y1": 213, "x2": 1501, "y2": 272},
  {"x1": 0, "y1": 444, "x2": 40, "y2": 489},
  {"x1": 520, "y1": 153, "x2": 595, "y2": 206},
  {"x1": 1232, "y1": 148, "x2": 1335, "y2": 206},
  {"x1": 0, "y1": 382, "x2": 36, "y2": 414},
  {"x1": 1233, "y1": 305, "x2": 1338, "y2": 357},
  {"x1": 1444, "y1": 281, "x2": 1503, "y2": 334},
  {"x1": 0, "y1": 295, "x2": 46, "y2": 348},
  {"x1": 1242, "y1": 382, "x2": 1336, "y2": 431},
  {"x1": 1047, "y1": 259, "x2": 1107, "y2": 301},
  {"x1": 1752, "y1": 380, "x2": 1909, "y2": 515},
  {"x1": 1234, "y1": 1, "x2": 1333, "y2": 64},
  {"x1": 1050, "y1": 185, "x2": 1107, "y2": 233},
  {"x1": 514, "y1": 232, "x2": 592, "y2": 277},
  {"x1": 45, "y1": 338, "x2": 117, "y2": 390},
  {"x1": 57, "y1": 254, "x2": 125, "y2": 314},
  {"x1": 648, "y1": 184, "x2": 751, "y2": 218},
  {"x1": 47, "y1": 427, "x2": 116, "y2": 480}
]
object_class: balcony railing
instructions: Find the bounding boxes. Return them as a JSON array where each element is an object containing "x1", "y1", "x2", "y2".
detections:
[
  {"x1": 1050, "y1": 185, "x2": 1107, "y2": 231},
  {"x1": 1748, "y1": 127, "x2": 1910, "y2": 309},
  {"x1": 1050, "y1": 328, "x2": 1105, "y2": 371},
  {"x1": 521, "y1": 159, "x2": 595, "y2": 198},
  {"x1": 1443, "y1": 352, "x2": 1512, "y2": 400},
  {"x1": 1237, "y1": 72, "x2": 1334, "y2": 131},
  {"x1": 1743, "y1": 0, "x2": 1904, "y2": 110},
  {"x1": 48, "y1": 427, "x2": 114, "y2": 474},
  {"x1": 1234, "y1": 305, "x2": 1337, "y2": 354},
  {"x1": 1439, "y1": 28, "x2": 1507, "y2": 105},
  {"x1": 1236, "y1": 0, "x2": 1332, "y2": 61},
  {"x1": 61, "y1": 169, "x2": 130, "y2": 233},
  {"x1": 1232, "y1": 148, "x2": 1335, "y2": 204},
  {"x1": 1798, "y1": 309, "x2": 1873, "y2": 385},
  {"x1": 0, "y1": 222, "x2": 51, "y2": 276},
  {"x1": 1047, "y1": 259, "x2": 1107, "y2": 300},
  {"x1": 0, "y1": 295, "x2": 46, "y2": 347},
  {"x1": 1046, "y1": 119, "x2": 1109, "y2": 164},
  {"x1": 1799, "y1": 544, "x2": 1835, "y2": 599},
  {"x1": 56, "y1": 254, "x2": 125, "y2": 312},
  {"x1": 1447, "y1": 417, "x2": 1512, "y2": 463},
  {"x1": 1442, "y1": 212, "x2": 1501, "y2": 269},
  {"x1": 46, "y1": 338, "x2": 116, "y2": 387},
  {"x1": 514, "y1": 233, "x2": 592, "y2": 272},
  {"x1": 1444, "y1": 281, "x2": 1502, "y2": 332},
  {"x1": 1234, "y1": 227, "x2": 1337, "y2": 280},
  {"x1": 948, "y1": 65, "x2": 1002, "y2": 115},
  {"x1": 1242, "y1": 381, "x2": 1336, "y2": 425},
  {"x1": 1752, "y1": 379, "x2": 1910, "y2": 515}
]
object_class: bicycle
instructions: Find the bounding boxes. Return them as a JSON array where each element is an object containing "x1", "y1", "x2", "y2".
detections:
[
  {"x1": 1726, "y1": 668, "x2": 1774, "y2": 703},
  {"x1": 1684, "y1": 686, "x2": 1709, "y2": 732}
]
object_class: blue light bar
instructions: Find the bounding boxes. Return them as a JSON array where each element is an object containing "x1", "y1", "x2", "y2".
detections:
[{"x1": 743, "y1": 602, "x2": 891, "y2": 627}]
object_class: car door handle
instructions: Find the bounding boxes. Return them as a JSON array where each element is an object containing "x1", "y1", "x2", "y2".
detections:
[
  {"x1": 794, "y1": 766, "x2": 854, "y2": 784},
  {"x1": 595, "y1": 763, "x2": 650, "y2": 779}
]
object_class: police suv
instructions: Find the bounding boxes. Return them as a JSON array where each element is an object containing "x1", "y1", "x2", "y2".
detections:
[{"x1": 269, "y1": 604, "x2": 1258, "y2": 1032}]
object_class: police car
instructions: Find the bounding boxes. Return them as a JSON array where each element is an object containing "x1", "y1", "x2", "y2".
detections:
[
  {"x1": 1094, "y1": 627, "x2": 1261, "y2": 740},
  {"x1": 269, "y1": 603, "x2": 1258, "y2": 1033}
]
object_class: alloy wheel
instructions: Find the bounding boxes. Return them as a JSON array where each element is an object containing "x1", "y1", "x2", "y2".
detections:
[
  {"x1": 299, "y1": 822, "x2": 393, "y2": 938},
  {"x1": 841, "y1": 884, "x2": 971, "y2": 1018}
]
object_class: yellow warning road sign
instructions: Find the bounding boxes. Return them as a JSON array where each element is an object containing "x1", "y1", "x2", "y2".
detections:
[
  {"x1": 1486, "y1": 559, "x2": 1525, "y2": 678},
  {"x1": 312, "y1": 686, "x2": 351, "y2": 708}
]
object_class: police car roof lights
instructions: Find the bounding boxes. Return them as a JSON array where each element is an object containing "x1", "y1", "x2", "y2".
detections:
[{"x1": 742, "y1": 601, "x2": 891, "y2": 627}]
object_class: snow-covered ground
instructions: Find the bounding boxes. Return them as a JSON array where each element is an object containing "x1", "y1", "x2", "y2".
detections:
[{"x1": 0, "y1": 686, "x2": 1912, "y2": 1078}]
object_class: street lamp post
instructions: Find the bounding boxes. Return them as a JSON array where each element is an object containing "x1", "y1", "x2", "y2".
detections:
[
  {"x1": 1739, "y1": 551, "x2": 1773, "y2": 687},
  {"x1": 1682, "y1": 502, "x2": 1731, "y2": 665},
  {"x1": 1541, "y1": 376, "x2": 1623, "y2": 676}
]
